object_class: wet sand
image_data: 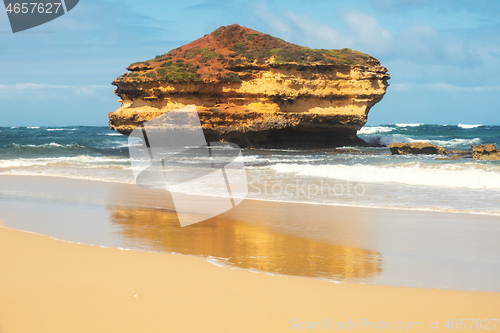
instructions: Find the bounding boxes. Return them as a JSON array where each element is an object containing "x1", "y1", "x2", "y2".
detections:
[
  {"x1": 1, "y1": 175, "x2": 499, "y2": 291},
  {"x1": 1, "y1": 225, "x2": 499, "y2": 333}
]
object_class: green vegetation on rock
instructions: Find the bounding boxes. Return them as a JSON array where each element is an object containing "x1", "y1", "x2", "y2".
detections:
[
  {"x1": 222, "y1": 72, "x2": 241, "y2": 83},
  {"x1": 119, "y1": 24, "x2": 380, "y2": 84},
  {"x1": 155, "y1": 61, "x2": 200, "y2": 82},
  {"x1": 130, "y1": 61, "x2": 151, "y2": 67},
  {"x1": 184, "y1": 47, "x2": 219, "y2": 63},
  {"x1": 229, "y1": 42, "x2": 247, "y2": 54}
]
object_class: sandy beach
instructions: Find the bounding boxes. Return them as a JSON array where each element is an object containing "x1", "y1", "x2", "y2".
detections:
[
  {"x1": 1, "y1": 175, "x2": 500, "y2": 332},
  {"x1": 0, "y1": 225, "x2": 499, "y2": 332}
]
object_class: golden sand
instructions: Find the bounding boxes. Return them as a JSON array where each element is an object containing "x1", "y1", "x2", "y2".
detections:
[{"x1": 1, "y1": 226, "x2": 499, "y2": 333}]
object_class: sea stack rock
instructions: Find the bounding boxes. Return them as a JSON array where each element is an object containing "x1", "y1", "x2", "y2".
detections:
[
  {"x1": 472, "y1": 144, "x2": 500, "y2": 160},
  {"x1": 109, "y1": 24, "x2": 390, "y2": 148}
]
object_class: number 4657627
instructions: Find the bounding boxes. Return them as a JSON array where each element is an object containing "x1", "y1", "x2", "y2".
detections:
[
  {"x1": 5, "y1": 2, "x2": 62, "y2": 14},
  {"x1": 443, "y1": 319, "x2": 499, "y2": 330}
]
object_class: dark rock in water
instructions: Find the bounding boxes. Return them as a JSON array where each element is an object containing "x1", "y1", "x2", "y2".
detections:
[
  {"x1": 388, "y1": 142, "x2": 448, "y2": 155},
  {"x1": 472, "y1": 144, "x2": 500, "y2": 160},
  {"x1": 437, "y1": 149, "x2": 472, "y2": 160}
]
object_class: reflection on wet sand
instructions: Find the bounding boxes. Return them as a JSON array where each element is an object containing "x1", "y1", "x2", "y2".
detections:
[
  {"x1": 109, "y1": 206, "x2": 383, "y2": 282},
  {"x1": 4, "y1": 176, "x2": 498, "y2": 290}
]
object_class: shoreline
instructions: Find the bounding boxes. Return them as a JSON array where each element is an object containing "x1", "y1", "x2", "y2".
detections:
[
  {"x1": 1, "y1": 173, "x2": 499, "y2": 217},
  {"x1": 1, "y1": 225, "x2": 499, "y2": 332},
  {"x1": 1, "y1": 175, "x2": 500, "y2": 292}
]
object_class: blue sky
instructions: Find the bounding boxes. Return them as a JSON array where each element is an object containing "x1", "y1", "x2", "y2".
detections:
[{"x1": 1, "y1": 0, "x2": 499, "y2": 126}]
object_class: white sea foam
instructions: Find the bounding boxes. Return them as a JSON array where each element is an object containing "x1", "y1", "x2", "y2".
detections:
[
  {"x1": 108, "y1": 141, "x2": 133, "y2": 149},
  {"x1": 242, "y1": 155, "x2": 311, "y2": 165},
  {"x1": 26, "y1": 126, "x2": 40, "y2": 129},
  {"x1": 1, "y1": 169, "x2": 134, "y2": 184},
  {"x1": 395, "y1": 123, "x2": 423, "y2": 127},
  {"x1": 206, "y1": 257, "x2": 229, "y2": 268},
  {"x1": 458, "y1": 124, "x2": 482, "y2": 129},
  {"x1": 431, "y1": 138, "x2": 482, "y2": 147},
  {"x1": 106, "y1": 133, "x2": 123, "y2": 136},
  {"x1": 244, "y1": 193, "x2": 500, "y2": 216},
  {"x1": 11, "y1": 142, "x2": 76, "y2": 148},
  {"x1": 47, "y1": 128, "x2": 78, "y2": 131},
  {"x1": 357, "y1": 126, "x2": 393, "y2": 134},
  {"x1": 406, "y1": 137, "x2": 482, "y2": 147},
  {"x1": 0, "y1": 155, "x2": 129, "y2": 168},
  {"x1": 271, "y1": 163, "x2": 500, "y2": 190},
  {"x1": 0, "y1": 159, "x2": 48, "y2": 168},
  {"x1": 48, "y1": 142, "x2": 63, "y2": 147}
]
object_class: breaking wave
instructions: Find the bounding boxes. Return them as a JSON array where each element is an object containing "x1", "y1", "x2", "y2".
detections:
[
  {"x1": 458, "y1": 124, "x2": 483, "y2": 129},
  {"x1": 271, "y1": 162, "x2": 500, "y2": 190}
]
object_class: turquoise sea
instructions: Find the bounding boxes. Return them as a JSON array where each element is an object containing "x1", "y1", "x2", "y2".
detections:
[{"x1": 1, "y1": 124, "x2": 500, "y2": 215}]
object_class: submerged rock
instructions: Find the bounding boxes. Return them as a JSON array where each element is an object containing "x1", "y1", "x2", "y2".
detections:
[
  {"x1": 388, "y1": 142, "x2": 448, "y2": 155},
  {"x1": 108, "y1": 24, "x2": 390, "y2": 148},
  {"x1": 472, "y1": 144, "x2": 500, "y2": 160}
]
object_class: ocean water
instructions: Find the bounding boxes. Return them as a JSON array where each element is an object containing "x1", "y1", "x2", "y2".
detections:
[
  {"x1": 2, "y1": 124, "x2": 500, "y2": 291},
  {"x1": 1, "y1": 124, "x2": 499, "y2": 215}
]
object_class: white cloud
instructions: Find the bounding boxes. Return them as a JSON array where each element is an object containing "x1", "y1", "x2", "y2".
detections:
[
  {"x1": 251, "y1": 3, "x2": 290, "y2": 36},
  {"x1": 280, "y1": 11, "x2": 349, "y2": 48},
  {"x1": 427, "y1": 83, "x2": 500, "y2": 92},
  {"x1": 391, "y1": 82, "x2": 500, "y2": 92},
  {"x1": 252, "y1": 3, "x2": 392, "y2": 52},
  {"x1": 251, "y1": 4, "x2": 484, "y2": 67},
  {"x1": 0, "y1": 83, "x2": 109, "y2": 97},
  {"x1": 343, "y1": 12, "x2": 392, "y2": 53}
]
